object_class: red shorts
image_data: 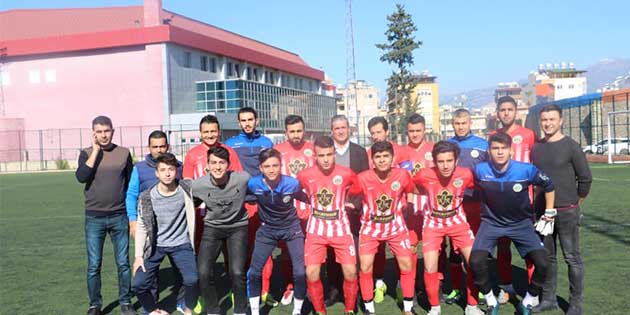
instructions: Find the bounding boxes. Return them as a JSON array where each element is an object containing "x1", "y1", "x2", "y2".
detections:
[
  {"x1": 358, "y1": 232, "x2": 413, "y2": 257},
  {"x1": 304, "y1": 233, "x2": 356, "y2": 265},
  {"x1": 422, "y1": 223, "x2": 475, "y2": 254}
]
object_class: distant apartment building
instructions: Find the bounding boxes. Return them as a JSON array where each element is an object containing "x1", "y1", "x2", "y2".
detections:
[
  {"x1": 524, "y1": 62, "x2": 587, "y2": 105},
  {"x1": 410, "y1": 71, "x2": 440, "y2": 134},
  {"x1": 438, "y1": 104, "x2": 489, "y2": 137},
  {"x1": 336, "y1": 80, "x2": 380, "y2": 138}
]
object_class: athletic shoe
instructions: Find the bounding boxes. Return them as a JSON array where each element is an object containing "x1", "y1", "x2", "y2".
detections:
[
  {"x1": 344, "y1": 311, "x2": 356, "y2": 315},
  {"x1": 121, "y1": 304, "x2": 137, "y2": 315},
  {"x1": 444, "y1": 289, "x2": 461, "y2": 304},
  {"x1": 486, "y1": 304, "x2": 499, "y2": 315},
  {"x1": 373, "y1": 282, "x2": 387, "y2": 303},
  {"x1": 497, "y1": 289, "x2": 510, "y2": 304},
  {"x1": 262, "y1": 293, "x2": 279, "y2": 307},
  {"x1": 193, "y1": 298, "x2": 204, "y2": 314},
  {"x1": 532, "y1": 300, "x2": 561, "y2": 313},
  {"x1": 426, "y1": 306, "x2": 441, "y2": 315},
  {"x1": 363, "y1": 311, "x2": 375, "y2": 315},
  {"x1": 519, "y1": 303, "x2": 533, "y2": 315},
  {"x1": 401, "y1": 312, "x2": 415, "y2": 315},
  {"x1": 477, "y1": 292, "x2": 486, "y2": 305},
  {"x1": 281, "y1": 287, "x2": 295, "y2": 305},
  {"x1": 176, "y1": 301, "x2": 185, "y2": 314},
  {"x1": 87, "y1": 307, "x2": 102, "y2": 315},
  {"x1": 148, "y1": 310, "x2": 168, "y2": 315},
  {"x1": 325, "y1": 287, "x2": 341, "y2": 306},
  {"x1": 464, "y1": 305, "x2": 484, "y2": 315}
]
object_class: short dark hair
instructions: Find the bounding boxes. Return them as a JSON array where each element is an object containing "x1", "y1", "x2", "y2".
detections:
[
  {"x1": 368, "y1": 116, "x2": 389, "y2": 131},
  {"x1": 496, "y1": 95, "x2": 517, "y2": 110},
  {"x1": 155, "y1": 152, "x2": 178, "y2": 169},
  {"x1": 199, "y1": 114, "x2": 220, "y2": 131},
  {"x1": 92, "y1": 115, "x2": 113, "y2": 129},
  {"x1": 207, "y1": 146, "x2": 230, "y2": 164},
  {"x1": 453, "y1": 108, "x2": 470, "y2": 118},
  {"x1": 431, "y1": 141, "x2": 460, "y2": 161},
  {"x1": 285, "y1": 115, "x2": 304, "y2": 129},
  {"x1": 539, "y1": 104, "x2": 563, "y2": 118},
  {"x1": 238, "y1": 107, "x2": 258, "y2": 120},
  {"x1": 370, "y1": 141, "x2": 394, "y2": 158},
  {"x1": 148, "y1": 130, "x2": 168, "y2": 145},
  {"x1": 407, "y1": 113, "x2": 426, "y2": 126},
  {"x1": 259, "y1": 148, "x2": 282, "y2": 164},
  {"x1": 488, "y1": 132, "x2": 512, "y2": 148},
  {"x1": 314, "y1": 135, "x2": 334, "y2": 149}
]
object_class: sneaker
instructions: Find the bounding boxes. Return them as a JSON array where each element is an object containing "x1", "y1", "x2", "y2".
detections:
[
  {"x1": 426, "y1": 306, "x2": 441, "y2": 315},
  {"x1": 464, "y1": 305, "x2": 484, "y2": 315},
  {"x1": 87, "y1": 307, "x2": 102, "y2": 315},
  {"x1": 176, "y1": 301, "x2": 185, "y2": 314},
  {"x1": 444, "y1": 289, "x2": 461, "y2": 304},
  {"x1": 193, "y1": 298, "x2": 204, "y2": 314},
  {"x1": 148, "y1": 310, "x2": 168, "y2": 315},
  {"x1": 497, "y1": 289, "x2": 510, "y2": 304},
  {"x1": 373, "y1": 282, "x2": 387, "y2": 304},
  {"x1": 121, "y1": 304, "x2": 137, "y2": 315},
  {"x1": 519, "y1": 303, "x2": 533, "y2": 315},
  {"x1": 531, "y1": 300, "x2": 557, "y2": 313},
  {"x1": 262, "y1": 293, "x2": 279, "y2": 307},
  {"x1": 344, "y1": 311, "x2": 356, "y2": 315},
  {"x1": 325, "y1": 287, "x2": 341, "y2": 306},
  {"x1": 281, "y1": 287, "x2": 295, "y2": 305},
  {"x1": 486, "y1": 304, "x2": 500, "y2": 315},
  {"x1": 477, "y1": 292, "x2": 486, "y2": 305}
]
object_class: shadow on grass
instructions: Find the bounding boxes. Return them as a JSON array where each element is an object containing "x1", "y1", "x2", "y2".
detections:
[{"x1": 581, "y1": 212, "x2": 630, "y2": 246}]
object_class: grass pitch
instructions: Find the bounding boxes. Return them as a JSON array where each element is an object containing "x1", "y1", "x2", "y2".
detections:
[{"x1": 1, "y1": 164, "x2": 629, "y2": 314}]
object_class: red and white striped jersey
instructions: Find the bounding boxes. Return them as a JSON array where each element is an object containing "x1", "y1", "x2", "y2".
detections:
[
  {"x1": 492, "y1": 125, "x2": 536, "y2": 163},
  {"x1": 357, "y1": 168, "x2": 414, "y2": 238},
  {"x1": 367, "y1": 141, "x2": 410, "y2": 169},
  {"x1": 405, "y1": 142, "x2": 435, "y2": 215},
  {"x1": 274, "y1": 140, "x2": 315, "y2": 218},
  {"x1": 413, "y1": 167, "x2": 474, "y2": 229},
  {"x1": 297, "y1": 164, "x2": 360, "y2": 237}
]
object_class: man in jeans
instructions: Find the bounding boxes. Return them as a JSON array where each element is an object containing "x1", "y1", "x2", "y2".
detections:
[
  {"x1": 531, "y1": 104, "x2": 592, "y2": 315},
  {"x1": 193, "y1": 146, "x2": 250, "y2": 315},
  {"x1": 75, "y1": 115, "x2": 136, "y2": 315},
  {"x1": 133, "y1": 153, "x2": 198, "y2": 315}
]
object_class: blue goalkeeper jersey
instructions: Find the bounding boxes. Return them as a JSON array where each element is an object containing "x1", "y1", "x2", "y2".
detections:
[{"x1": 248, "y1": 174, "x2": 302, "y2": 229}]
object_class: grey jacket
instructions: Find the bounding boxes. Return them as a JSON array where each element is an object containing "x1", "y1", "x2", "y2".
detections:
[{"x1": 135, "y1": 180, "x2": 196, "y2": 259}]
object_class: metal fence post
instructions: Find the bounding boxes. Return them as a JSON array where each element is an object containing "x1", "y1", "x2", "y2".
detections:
[
  {"x1": 39, "y1": 129, "x2": 44, "y2": 170},
  {"x1": 18, "y1": 130, "x2": 23, "y2": 172},
  {"x1": 139, "y1": 126, "x2": 143, "y2": 157},
  {"x1": 58, "y1": 129, "x2": 62, "y2": 159}
]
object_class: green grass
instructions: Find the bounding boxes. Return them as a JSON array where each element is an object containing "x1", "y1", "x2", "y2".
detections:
[{"x1": 1, "y1": 165, "x2": 629, "y2": 314}]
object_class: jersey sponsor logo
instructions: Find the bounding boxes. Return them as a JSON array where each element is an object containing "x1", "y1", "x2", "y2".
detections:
[
  {"x1": 288, "y1": 158, "x2": 308, "y2": 176},
  {"x1": 437, "y1": 189, "x2": 454, "y2": 208},
  {"x1": 425, "y1": 152, "x2": 433, "y2": 161},
  {"x1": 282, "y1": 195, "x2": 292, "y2": 204},
  {"x1": 375, "y1": 193, "x2": 394, "y2": 213},
  {"x1": 316, "y1": 187, "x2": 335, "y2": 208},
  {"x1": 371, "y1": 213, "x2": 395, "y2": 223},
  {"x1": 304, "y1": 149, "x2": 313, "y2": 157},
  {"x1": 312, "y1": 209, "x2": 339, "y2": 220},
  {"x1": 513, "y1": 135, "x2": 523, "y2": 144},
  {"x1": 391, "y1": 181, "x2": 401, "y2": 191},
  {"x1": 453, "y1": 178, "x2": 463, "y2": 188},
  {"x1": 470, "y1": 149, "x2": 480, "y2": 158},
  {"x1": 513, "y1": 183, "x2": 523, "y2": 192},
  {"x1": 412, "y1": 162, "x2": 423, "y2": 176},
  {"x1": 332, "y1": 175, "x2": 343, "y2": 186},
  {"x1": 431, "y1": 208, "x2": 456, "y2": 218}
]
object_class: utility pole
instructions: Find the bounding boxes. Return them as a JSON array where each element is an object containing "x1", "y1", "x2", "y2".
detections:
[{"x1": 345, "y1": 0, "x2": 359, "y2": 130}]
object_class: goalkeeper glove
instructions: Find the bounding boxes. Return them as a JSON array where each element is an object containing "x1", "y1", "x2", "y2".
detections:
[{"x1": 535, "y1": 208, "x2": 557, "y2": 236}]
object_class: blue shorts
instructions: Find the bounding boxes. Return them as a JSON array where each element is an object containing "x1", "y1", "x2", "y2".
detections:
[{"x1": 472, "y1": 219, "x2": 544, "y2": 257}]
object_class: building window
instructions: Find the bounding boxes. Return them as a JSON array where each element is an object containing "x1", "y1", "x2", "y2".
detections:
[
  {"x1": 568, "y1": 84, "x2": 575, "y2": 89},
  {"x1": 253, "y1": 68, "x2": 259, "y2": 81},
  {"x1": 227, "y1": 62, "x2": 233, "y2": 77},
  {"x1": 183, "y1": 51, "x2": 192, "y2": 68},
  {"x1": 268, "y1": 72, "x2": 274, "y2": 84},
  {"x1": 28, "y1": 70, "x2": 40, "y2": 84},
  {"x1": 0, "y1": 72, "x2": 10, "y2": 86},
  {"x1": 234, "y1": 64, "x2": 240, "y2": 78},
  {"x1": 45, "y1": 69, "x2": 56, "y2": 83},
  {"x1": 200, "y1": 56, "x2": 208, "y2": 71},
  {"x1": 210, "y1": 58, "x2": 217, "y2": 73},
  {"x1": 246, "y1": 67, "x2": 252, "y2": 80}
]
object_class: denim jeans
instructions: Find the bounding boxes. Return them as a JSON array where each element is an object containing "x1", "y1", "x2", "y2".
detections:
[
  {"x1": 197, "y1": 225, "x2": 249, "y2": 314},
  {"x1": 133, "y1": 243, "x2": 199, "y2": 311},
  {"x1": 85, "y1": 213, "x2": 132, "y2": 308},
  {"x1": 541, "y1": 207, "x2": 584, "y2": 309}
]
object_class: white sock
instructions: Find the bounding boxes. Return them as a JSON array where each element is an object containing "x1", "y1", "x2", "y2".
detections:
[
  {"x1": 430, "y1": 305, "x2": 441, "y2": 313},
  {"x1": 249, "y1": 296, "x2": 260, "y2": 315},
  {"x1": 403, "y1": 299, "x2": 413, "y2": 312},
  {"x1": 484, "y1": 291, "x2": 498, "y2": 307},
  {"x1": 292, "y1": 298, "x2": 304, "y2": 314},
  {"x1": 375, "y1": 279, "x2": 385, "y2": 288},
  {"x1": 522, "y1": 291, "x2": 537, "y2": 307},
  {"x1": 364, "y1": 301, "x2": 375, "y2": 313}
]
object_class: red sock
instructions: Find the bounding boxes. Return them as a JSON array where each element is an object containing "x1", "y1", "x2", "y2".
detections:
[
  {"x1": 497, "y1": 237, "x2": 513, "y2": 285},
  {"x1": 465, "y1": 265, "x2": 479, "y2": 306},
  {"x1": 343, "y1": 278, "x2": 359, "y2": 312},
  {"x1": 359, "y1": 271, "x2": 374, "y2": 301},
  {"x1": 307, "y1": 278, "x2": 326, "y2": 313},
  {"x1": 526, "y1": 258, "x2": 535, "y2": 284},
  {"x1": 400, "y1": 267, "x2": 415, "y2": 299},
  {"x1": 449, "y1": 262, "x2": 463, "y2": 290},
  {"x1": 424, "y1": 271, "x2": 441, "y2": 307},
  {"x1": 261, "y1": 257, "x2": 273, "y2": 295}
]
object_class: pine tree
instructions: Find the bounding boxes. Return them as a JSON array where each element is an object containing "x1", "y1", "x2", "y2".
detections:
[{"x1": 376, "y1": 4, "x2": 422, "y2": 136}]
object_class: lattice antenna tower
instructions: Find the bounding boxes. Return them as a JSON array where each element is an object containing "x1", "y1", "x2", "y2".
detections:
[{"x1": 345, "y1": 0, "x2": 359, "y2": 127}]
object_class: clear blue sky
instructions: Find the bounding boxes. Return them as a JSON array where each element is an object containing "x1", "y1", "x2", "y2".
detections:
[{"x1": 3, "y1": 0, "x2": 629, "y2": 96}]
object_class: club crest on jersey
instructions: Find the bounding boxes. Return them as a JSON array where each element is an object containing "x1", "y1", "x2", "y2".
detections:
[
  {"x1": 470, "y1": 149, "x2": 479, "y2": 158},
  {"x1": 453, "y1": 178, "x2": 463, "y2": 188},
  {"x1": 513, "y1": 183, "x2": 523, "y2": 192},
  {"x1": 391, "y1": 181, "x2": 401, "y2": 191},
  {"x1": 316, "y1": 187, "x2": 335, "y2": 208},
  {"x1": 513, "y1": 135, "x2": 523, "y2": 144},
  {"x1": 412, "y1": 162, "x2": 423, "y2": 176},
  {"x1": 375, "y1": 194, "x2": 394, "y2": 213},
  {"x1": 437, "y1": 189, "x2": 454, "y2": 208},
  {"x1": 304, "y1": 149, "x2": 313, "y2": 157},
  {"x1": 332, "y1": 175, "x2": 343, "y2": 186},
  {"x1": 425, "y1": 152, "x2": 433, "y2": 161},
  {"x1": 288, "y1": 158, "x2": 307, "y2": 176},
  {"x1": 282, "y1": 195, "x2": 292, "y2": 204}
]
